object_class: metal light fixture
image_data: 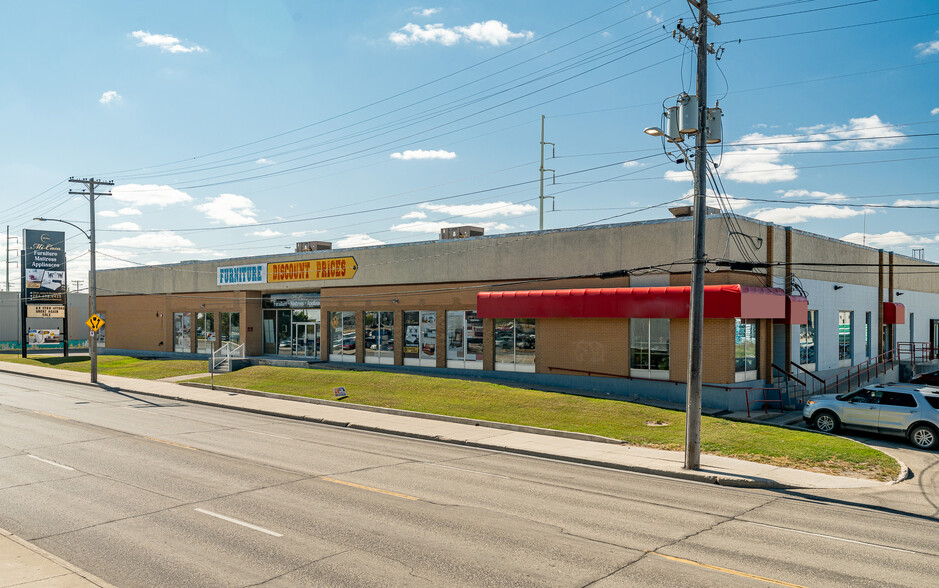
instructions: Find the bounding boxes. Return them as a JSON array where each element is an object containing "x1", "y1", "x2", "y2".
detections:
[
  {"x1": 643, "y1": 126, "x2": 665, "y2": 137},
  {"x1": 833, "y1": 285, "x2": 844, "y2": 290}
]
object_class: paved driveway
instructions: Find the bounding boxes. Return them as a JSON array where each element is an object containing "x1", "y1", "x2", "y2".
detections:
[{"x1": 792, "y1": 423, "x2": 939, "y2": 519}]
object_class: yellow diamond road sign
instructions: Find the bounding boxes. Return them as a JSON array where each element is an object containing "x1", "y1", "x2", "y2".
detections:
[{"x1": 86, "y1": 314, "x2": 104, "y2": 331}]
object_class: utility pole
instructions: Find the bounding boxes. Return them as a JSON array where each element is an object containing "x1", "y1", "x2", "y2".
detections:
[
  {"x1": 681, "y1": 0, "x2": 720, "y2": 470},
  {"x1": 539, "y1": 115, "x2": 555, "y2": 231},
  {"x1": 72, "y1": 280, "x2": 84, "y2": 292},
  {"x1": 68, "y1": 177, "x2": 113, "y2": 384},
  {"x1": 5, "y1": 225, "x2": 9, "y2": 292}
]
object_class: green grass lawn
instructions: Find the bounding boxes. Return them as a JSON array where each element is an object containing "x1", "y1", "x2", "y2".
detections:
[
  {"x1": 190, "y1": 365, "x2": 900, "y2": 481},
  {"x1": 0, "y1": 355, "x2": 207, "y2": 380}
]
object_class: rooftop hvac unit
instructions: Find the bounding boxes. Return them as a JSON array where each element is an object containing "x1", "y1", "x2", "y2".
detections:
[
  {"x1": 678, "y1": 94, "x2": 698, "y2": 134},
  {"x1": 665, "y1": 106, "x2": 682, "y2": 143},
  {"x1": 706, "y1": 107, "x2": 722, "y2": 144}
]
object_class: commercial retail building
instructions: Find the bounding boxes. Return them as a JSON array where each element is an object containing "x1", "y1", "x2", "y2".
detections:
[{"x1": 95, "y1": 214, "x2": 937, "y2": 410}]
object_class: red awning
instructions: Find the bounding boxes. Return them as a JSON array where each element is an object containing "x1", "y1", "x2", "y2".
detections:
[
  {"x1": 476, "y1": 284, "x2": 786, "y2": 319},
  {"x1": 775, "y1": 295, "x2": 809, "y2": 325},
  {"x1": 884, "y1": 302, "x2": 905, "y2": 324}
]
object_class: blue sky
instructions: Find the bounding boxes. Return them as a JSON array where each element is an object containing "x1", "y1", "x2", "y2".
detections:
[{"x1": 1, "y1": 0, "x2": 938, "y2": 283}]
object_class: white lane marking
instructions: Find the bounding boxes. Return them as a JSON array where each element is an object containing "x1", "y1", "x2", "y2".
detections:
[
  {"x1": 426, "y1": 463, "x2": 512, "y2": 479},
  {"x1": 194, "y1": 508, "x2": 283, "y2": 537},
  {"x1": 743, "y1": 521, "x2": 917, "y2": 554},
  {"x1": 27, "y1": 455, "x2": 75, "y2": 471},
  {"x1": 241, "y1": 429, "x2": 293, "y2": 440}
]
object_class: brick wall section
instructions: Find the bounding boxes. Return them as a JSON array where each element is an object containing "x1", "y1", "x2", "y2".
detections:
[
  {"x1": 537, "y1": 318, "x2": 629, "y2": 377},
  {"x1": 668, "y1": 318, "x2": 736, "y2": 383},
  {"x1": 96, "y1": 291, "x2": 256, "y2": 355}
]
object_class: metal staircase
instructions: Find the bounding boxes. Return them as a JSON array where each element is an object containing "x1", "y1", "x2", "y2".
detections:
[{"x1": 210, "y1": 341, "x2": 244, "y2": 374}]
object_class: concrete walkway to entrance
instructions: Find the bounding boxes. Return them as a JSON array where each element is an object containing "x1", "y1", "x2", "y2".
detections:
[{"x1": 0, "y1": 361, "x2": 908, "y2": 587}]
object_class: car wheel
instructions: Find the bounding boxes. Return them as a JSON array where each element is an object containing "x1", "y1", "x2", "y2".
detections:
[
  {"x1": 812, "y1": 411, "x2": 839, "y2": 433},
  {"x1": 908, "y1": 424, "x2": 939, "y2": 450}
]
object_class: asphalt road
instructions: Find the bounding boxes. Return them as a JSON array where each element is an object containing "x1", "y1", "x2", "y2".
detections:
[{"x1": 1, "y1": 371, "x2": 938, "y2": 587}]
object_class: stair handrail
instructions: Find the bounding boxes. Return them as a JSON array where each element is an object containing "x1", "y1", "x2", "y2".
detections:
[{"x1": 817, "y1": 348, "x2": 897, "y2": 397}]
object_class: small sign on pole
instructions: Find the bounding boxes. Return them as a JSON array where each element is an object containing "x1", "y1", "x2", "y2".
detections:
[
  {"x1": 333, "y1": 386, "x2": 347, "y2": 399},
  {"x1": 86, "y1": 314, "x2": 104, "y2": 332}
]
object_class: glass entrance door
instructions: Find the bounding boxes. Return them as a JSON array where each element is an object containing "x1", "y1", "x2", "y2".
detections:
[{"x1": 292, "y1": 322, "x2": 320, "y2": 358}]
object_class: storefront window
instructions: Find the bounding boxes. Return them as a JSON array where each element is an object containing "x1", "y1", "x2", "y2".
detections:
[
  {"x1": 494, "y1": 318, "x2": 536, "y2": 372},
  {"x1": 174, "y1": 312, "x2": 192, "y2": 353},
  {"x1": 196, "y1": 312, "x2": 215, "y2": 354},
  {"x1": 365, "y1": 311, "x2": 394, "y2": 364},
  {"x1": 839, "y1": 310, "x2": 853, "y2": 367},
  {"x1": 219, "y1": 312, "x2": 240, "y2": 345},
  {"x1": 329, "y1": 311, "x2": 356, "y2": 362},
  {"x1": 277, "y1": 309, "x2": 291, "y2": 356},
  {"x1": 447, "y1": 310, "x2": 483, "y2": 369},
  {"x1": 799, "y1": 310, "x2": 817, "y2": 370},
  {"x1": 735, "y1": 318, "x2": 758, "y2": 382},
  {"x1": 629, "y1": 318, "x2": 669, "y2": 379},
  {"x1": 404, "y1": 311, "x2": 436, "y2": 366}
]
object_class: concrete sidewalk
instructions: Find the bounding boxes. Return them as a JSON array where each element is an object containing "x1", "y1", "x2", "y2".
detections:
[{"x1": 0, "y1": 526, "x2": 114, "y2": 587}]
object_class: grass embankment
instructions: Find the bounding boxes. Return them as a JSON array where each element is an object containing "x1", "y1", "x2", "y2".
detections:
[
  {"x1": 0, "y1": 355, "x2": 207, "y2": 380},
  {"x1": 192, "y1": 365, "x2": 900, "y2": 481}
]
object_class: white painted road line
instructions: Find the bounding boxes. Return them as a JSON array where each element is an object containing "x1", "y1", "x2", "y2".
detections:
[
  {"x1": 241, "y1": 429, "x2": 293, "y2": 440},
  {"x1": 743, "y1": 521, "x2": 917, "y2": 554},
  {"x1": 194, "y1": 508, "x2": 283, "y2": 537},
  {"x1": 426, "y1": 463, "x2": 512, "y2": 479},
  {"x1": 27, "y1": 455, "x2": 74, "y2": 471}
]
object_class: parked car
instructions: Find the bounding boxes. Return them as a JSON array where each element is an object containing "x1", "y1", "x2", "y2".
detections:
[
  {"x1": 911, "y1": 369, "x2": 939, "y2": 386},
  {"x1": 803, "y1": 383, "x2": 939, "y2": 450}
]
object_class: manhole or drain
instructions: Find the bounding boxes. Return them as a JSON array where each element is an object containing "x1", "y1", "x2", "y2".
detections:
[{"x1": 645, "y1": 420, "x2": 670, "y2": 427}]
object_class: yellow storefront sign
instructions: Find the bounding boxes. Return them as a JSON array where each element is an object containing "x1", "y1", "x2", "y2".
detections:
[{"x1": 268, "y1": 257, "x2": 357, "y2": 282}]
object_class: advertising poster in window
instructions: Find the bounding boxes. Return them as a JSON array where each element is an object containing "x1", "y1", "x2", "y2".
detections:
[
  {"x1": 23, "y1": 229, "x2": 67, "y2": 317},
  {"x1": 420, "y1": 311, "x2": 436, "y2": 359},
  {"x1": 403, "y1": 312, "x2": 420, "y2": 358}
]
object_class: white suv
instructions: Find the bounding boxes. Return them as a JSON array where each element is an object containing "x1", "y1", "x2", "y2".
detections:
[{"x1": 803, "y1": 384, "x2": 939, "y2": 450}]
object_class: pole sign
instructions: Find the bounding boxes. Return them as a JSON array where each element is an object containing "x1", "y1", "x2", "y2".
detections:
[{"x1": 23, "y1": 229, "x2": 67, "y2": 315}]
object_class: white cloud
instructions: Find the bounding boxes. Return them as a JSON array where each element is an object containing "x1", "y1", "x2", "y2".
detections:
[
  {"x1": 645, "y1": 11, "x2": 664, "y2": 24},
  {"x1": 131, "y1": 30, "x2": 205, "y2": 53},
  {"x1": 915, "y1": 39, "x2": 939, "y2": 57},
  {"x1": 679, "y1": 189, "x2": 751, "y2": 211},
  {"x1": 402, "y1": 210, "x2": 428, "y2": 219},
  {"x1": 778, "y1": 189, "x2": 848, "y2": 203},
  {"x1": 389, "y1": 23, "x2": 461, "y2": 46},
  {"x1": 108, "y1": 222, "x2": 141, "y2": 231},
  {"x1": 413, "y1": 7, "x2": 440, "y2": 17},
  {"x1": 666, "y1": 115, "x2": 906, "y2": 185},
  {"x1": 932, "y1": 107, "x2": 939, "y2": 116},
  {"x1": 99, "y1": 211, "x2": 118, "y2": 218},
  {"x1": 390, "y1": 220, "x2": 511, "y2": 233},
  {"x1": 290, "y1": 230, "x2": 327, "y2": 237},
  {"x1": 336, "y1": 234, "x2": 385, "y2": 248},
  {"x1": 389, "y1": 20, "x2": 531, "y2": 46},
  {"x1": 100, "y1": 231, "x2": 205, "y2": 252},
  {"x1": 250, "y1": 229, "x2": 283, "y2": 238},
  {"x1": 894, "y1": 199, "x2": 939, "y2": 206},
  {"x1": 99, "y1": 91, "x2": 122, "y2": 105},
  {"x1": 196, "y1": 194, "x2": 257, "y2": 226},
  {"x1": 256, "y1": 158, "x2": 276, "y2": 165},
  {"x1": 751, "y1": 205, "x2": 867, "y2": 224},
  {"x1": 622, "y1": 160, "x2": 642, "y2": 168},
  {"x1": 841, "y1": 231, "x2": 939, "y2": 248},
  {"x1": 101, "y1": 207, "x2": 143, "y2": 218},
  {"x1": 418, "y1": 201, "x2": 536, "y2": 218},
  {"x1": 111, "y1": 184, "x2": 193, "y2": 207},
  {"x1": 390, "y1": 149, "x2": 456, "y2": 160},
  {"x1": 455, "y1": 21, "x2": 533, "y2": 46}
]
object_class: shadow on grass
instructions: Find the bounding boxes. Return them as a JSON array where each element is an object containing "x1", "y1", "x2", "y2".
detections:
[{"x1": 32, "y1": 357, "x2": 90, "y2": 367}]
